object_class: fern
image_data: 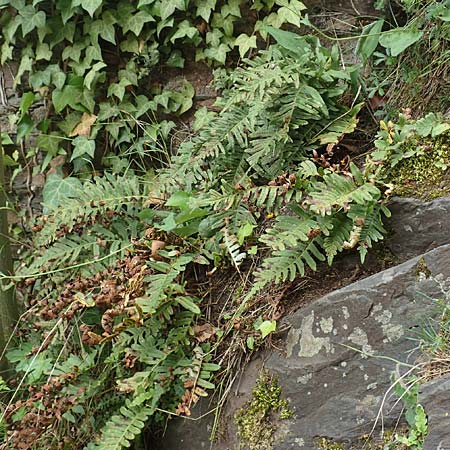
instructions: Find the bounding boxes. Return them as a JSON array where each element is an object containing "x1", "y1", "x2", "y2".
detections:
[
  {"x1": 85, "y1": 391, "x2": 163, "y2": 450},
  {"x1": 306, "y1": 170, "x2": 381, "y2": 216},
  {"x1": 163, "y1": 43, "x2": 359, "y2": 192},
  {"x1": 39, "y1": 173, "x2": 146, "y2": 243}
]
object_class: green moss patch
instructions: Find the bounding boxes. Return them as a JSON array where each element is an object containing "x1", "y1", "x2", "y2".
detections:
[
  {"x1": 234, "y1": 372, "x2": 293, "y2": 450},
  {"x1": 388, "y1": 134, "x2": 450, "y2": 199}
]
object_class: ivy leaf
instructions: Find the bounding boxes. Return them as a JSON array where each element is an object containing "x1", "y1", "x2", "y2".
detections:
[
  {"x1": 70, "y1": 136, "x2": 96, "y2": 161},
  {"x1": 84, "y1": 61, "x2": 107, "y2": 90},
  {"x1": 80, "y1": 0, "x2": 102, "y2": 17},
  {"x1": 379, "y1": 28, "x2": 422, "y2": 56},
  {"x1": 42, "y1": 173, "x2": 82, "y2": 212},
  {"x1": 197, "y1": 0, "x2": 217, "y2": 22},
  {"x1": 91, "y1": 11, "x2": 117, "y2": 44},
  {"x1": 170, "y1": 20, "x2": 198, "y2": 43},
  {"x1": 221, "y1": 0, "x2": 242, "y2": 17},
  {"x1": 20, "y1": 5, "x2": 46, "y2": 36},
  {"x1": 234, "y1": 34, "x2": 257, "y2": 58},
  {"x1": 123, "y1": 11, "x2": 155, "y2": 36}
]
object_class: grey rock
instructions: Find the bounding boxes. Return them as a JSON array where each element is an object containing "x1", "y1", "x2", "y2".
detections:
[
  {"x1": 386, "y1": 197, "x2": 450, "y2": 260},
  {"x1": 420, "y1": 373, "x2": 450, "y2": 450},
  {"x1": 158, "y1": 244, "x2": 450, "y2": 450}
]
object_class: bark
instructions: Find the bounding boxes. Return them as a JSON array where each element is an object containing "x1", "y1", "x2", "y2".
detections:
[{"x1": 0, "y1": 130, "x2": 18, "y2": 374}]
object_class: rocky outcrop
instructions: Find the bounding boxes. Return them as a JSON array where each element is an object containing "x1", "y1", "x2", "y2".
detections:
[
  {"x1": 420, "y1": 373, "x2": 450, "y2": 450},
  {"x1": 158, "y1": 242, "x2": 450, "y2": 450},
  {"x1": 386, "y1": 197, "x2": 450, "y2": 260}
]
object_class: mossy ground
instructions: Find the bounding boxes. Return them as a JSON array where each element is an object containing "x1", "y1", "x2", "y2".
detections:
[
  {"x1": 388, "y1": 134, "x2": 450, "y2": 200},
  {"x1": 316, "y1": 429, "x2": 408, "y2": 450},
  {"x1": 234, "y1": 372, "x2": 292, "y2": 450}
]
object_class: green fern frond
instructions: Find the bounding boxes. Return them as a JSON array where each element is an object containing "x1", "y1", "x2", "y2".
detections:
[
  {"x1": 307, "y1": 172, "x2": 381, "y2": 216},
  {"x1": 322, "y1": 213, "x2": 354, "y2": 265},
  {"x1": 40, "y1": 173, "x2": 145, "y2": 243},
  {"x1": 256, "y1": 238, "x2": 325, "y2": 285}
]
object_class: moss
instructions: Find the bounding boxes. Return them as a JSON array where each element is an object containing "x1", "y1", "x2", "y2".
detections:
[
  {"x1": 388, "y1": 134, "x2": 450, "y2": 200},
  {"x1": 234, "y1": 372, "x2": 293, "y2": 450},
  {"x1": 415, "y1": 257, "x2": 432, "y2": 280},
  {"x1": 315, "y1": 430, "x2": 409, "y2": 450}
]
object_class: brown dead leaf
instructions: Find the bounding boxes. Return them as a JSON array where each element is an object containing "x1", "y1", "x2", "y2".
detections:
[
  {"x1": 151, "y1": 240, "x2": 166, "y2": 260},
  {"x1": 193, "y1": 323, "x2": 216, "y2": 342},
  {"x1": 69, "y1": 113, "x2": 97, "y2": 137}
]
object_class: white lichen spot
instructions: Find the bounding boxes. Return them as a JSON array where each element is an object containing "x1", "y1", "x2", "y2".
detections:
[
  {"x1": 342, "y1": 372, "x2": 347, "y2": 378},
  {"x1": 367, "y1": 382, "x2": 377, "y2": 390},
  {"x1": 356, "y1": 417, "x2": 365, "y2": 425},
  {"x1": 294, "y1": 437, "x2": 305, "y2": 447},
  {"x1": 364, "y1": 374, "x2": 369, "y2": 381},
  {"x1": 348, "y1": 327, "x2": 374, "y2": 356},
  {"x1": 320, "y1": 317, "x2": 334, "y2": 334},
  {"x1": 286, "y1": 327, "x2": 301, "y2": 358},
  {"x1": 324, "y1": 383, "x2": 328, "y2": 388},
  {"x1": 341, "y1": 361, "x2": 347, "y2": 368},
  {"x1": 342, "y1": 306, "x2": 350, "y2": 320},
  {"x1": 342, "y1": 324, "x2": 348, "y2": 330},
  {"x1": 374, "y1": 308, "x2": 392, "y2": 325},
  {"x1": 382, "y1": 323, "x2": 404, "y2": 343},
  {"x1": 298, "y1": 311, "x2": 333, "y2": 358},
  {"x1": 296, "y1": 373, "x2": 312, "y2": 385}
]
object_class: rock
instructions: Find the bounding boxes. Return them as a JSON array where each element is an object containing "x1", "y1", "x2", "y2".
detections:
[
  {"x1": 386, "y1": 197, "x2": 450, "y2": 260},
  {"x1": 157, "y1": 244, "x2": 450, "y2": 450},
  {"x1": 420, "y1": 373, "x2": 450, "y2": 450}
]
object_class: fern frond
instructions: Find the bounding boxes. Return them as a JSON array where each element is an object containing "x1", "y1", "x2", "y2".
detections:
[
  {"x1": 256, "y1": 237, "x2": 325, "y2": 285},
  {"x1": 306, "y1": 172, "x2": 381, "y2": 216},
  {"x1": 40, "y1": 173, "x2": 145, "y2": 243},
  {"x1": 322, "y1": 213, "x2": 354, "y2": 265}
]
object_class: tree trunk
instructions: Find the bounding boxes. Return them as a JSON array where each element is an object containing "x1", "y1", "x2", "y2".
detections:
[{"x1": 0, "y1": 130, "x2": 18, "y2": 374}]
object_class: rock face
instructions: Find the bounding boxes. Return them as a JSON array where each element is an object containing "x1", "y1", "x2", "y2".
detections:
[
  {"x1": 420, "y1": 373, "x2": 450, "y2": 450},
  {"x1": 158, "y1": 243, "x2": 450, "y2": 450},
  {"x1": 386, "y1": 197, "x2": 450, "y2": 260}
]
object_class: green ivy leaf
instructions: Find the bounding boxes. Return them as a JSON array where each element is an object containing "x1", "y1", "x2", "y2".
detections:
[
  {"x1": 123, "y1": 11, "x2": 155, "y2": 36},
  {"x1": 20, "y1": 5, "x2": 46, "y2": 36},
  {"x1": 234, "y1": 33, "x2": 257, "y2": 58},
  {"x1": 71, "y1": 136, "x2": 96, "y2": 161},
  {"x1": 80, "y1": 0, "x2": 103, "y2": 17},
  {"x1": 42, "y1": 173, "x2": 82, "y2": 212},
  {"x1": 197, "y1": 0, "x2": 217, "y2": 21},
  {"x1": 379, "y1": 28, "x2": 422, "y2": 56},
  {"x1": 91, "y1": 11, "x2": 117, "y2": 44}
]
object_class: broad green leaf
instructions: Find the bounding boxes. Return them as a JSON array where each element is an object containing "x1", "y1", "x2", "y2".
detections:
[
  {"x1": 71, "y1": 136, "x2": 95, "y2": 161},
  {"x1": 170, "y1": 20, "x2": 198, "y2": 43},
  {"x1": 36, "y1": 42, "x2": 52, "y2": 61},
  {"x1": 84, "y1": 61, "x2": 107, "y2": 90},
  {"x1": 266, "y1": 26, "x2": 310, "y2": 55},
  {"x1": 258, "y1": 320, "x2": 277, "y2": 338},
  {"x1": 221, "y1": 0, "x2": 242, "y2": 17},
  {"x1": 432, "y1": 122, "x2": 450, "y2": 137},
  {"x1": 355, "y1": 19, "x2": 384, "y2": 61},
  {"x1": 197, "y1": 0, "x2": 217, "y2": 21},
  {"x1": 20, "y1": 6, "x2": 46, "y2": 36},
  {"x1": 123, "y1": 11, "x2": 155, "y2": 36},
  {"x1": 91, "y1": 11, "x2": 117, "y2": 44},
  {"x1": 80, "y1": 0, "x2": 102, "y2": 17},
  {"x1": 234, "y1": 33, "x2": 257, "y2": 58},
  {"x1": 379, "y1": 28, "x2": 422, "y2": 56},
  {"x1": 42, "y1": 173, "x2": 82, "y2": 212}
]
